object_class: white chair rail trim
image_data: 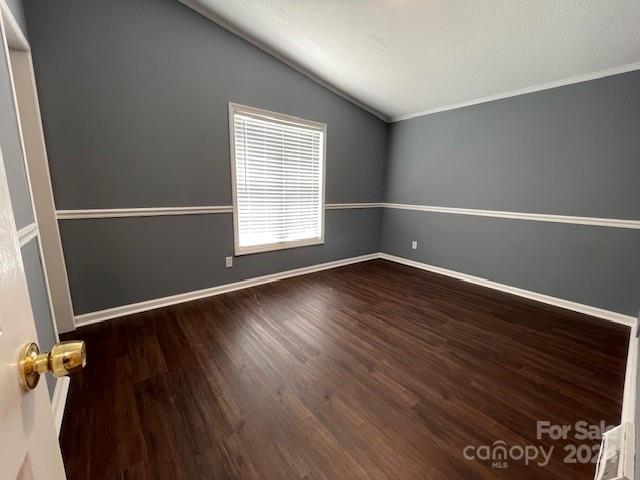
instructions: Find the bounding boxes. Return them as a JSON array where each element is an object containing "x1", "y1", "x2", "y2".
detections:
[
  {"x1": 56, "y1": 203, "x2": 383, "y2": 219},
  {"x1": 383, "y1": 203, "x2": 640, "y2": 229},
  {"x1": 17, "y1": 222, "x2": 38, "y2": 247},
  {"x1": 56, "y1": 203, "x2": 640, "y2": 229}
]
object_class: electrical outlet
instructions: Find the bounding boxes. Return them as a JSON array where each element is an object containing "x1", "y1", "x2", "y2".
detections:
[
  {"x1": 225, "y1": 256, "x2": 233, "y2": 268},
  {"x1": 411, "y1": 240, "x2": 418, "y2": 250}
]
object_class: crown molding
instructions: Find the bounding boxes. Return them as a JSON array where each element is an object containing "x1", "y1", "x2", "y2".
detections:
[
  {"x1": 177, "y1": 2, "x2": 640, "y2": 125},
  {"x1": 393, "y1": 62, "x2": 640, "y2": 122}
]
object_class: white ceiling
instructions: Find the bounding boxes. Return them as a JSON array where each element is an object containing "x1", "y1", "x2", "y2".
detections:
[{"x1": 183, "y1": 0, "x2": 640, "y2": 121}]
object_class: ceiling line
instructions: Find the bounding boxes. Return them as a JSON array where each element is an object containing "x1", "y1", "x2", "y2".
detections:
[
  {"x1": 178, "y1": 0, "x2": 390, "y2": 122},
  {"x1": 179, "y1": 0, "x2": 639, "y2": 125},
  {"x1": 392, "y1": 61, "x2": 640, "y2": 122}
]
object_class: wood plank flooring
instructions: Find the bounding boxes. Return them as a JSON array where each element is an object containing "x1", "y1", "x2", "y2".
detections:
[{"x1": 60, "y1": 259, "x2": 629, "y2": 479}]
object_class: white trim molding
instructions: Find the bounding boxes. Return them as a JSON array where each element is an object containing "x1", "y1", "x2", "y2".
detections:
[
  {"x1": 622, "y1": 319, "x2": 639, "y2": 424},
  {"x1": 56, "y1": 203, "x2": 639, "y2": 229},
  {"x1": 326, "y1": 202, "x2": 383, "y2": 210},
  {"x1": 17, "y1": 222, "x2": 38, "y2": 247},
  {"x1": 56, "y1": 206, "x2": 234, "y2": 219},
  {"x1": 393, "y1": 61, "x2": 640, "y2": 122},
  {"x1": 0, "y1": 0, "x2": 29, "y2": 50},
  {"x1": 379, "y1": 253, "x2": 636, "y2": 327},
  {"x1": 56, "y1": 203, "x2": 382, "y2": 220},
  {"x1": 51, "y1": 376, "x2": 70, "y2": 436},
  {"x1": 383, "y1": 203, "x2": 640, "y2": 230},
  {"x1": 3, "y1": 10, "x2": 75, "y2": 335},
  {"x1": 74, "y1": 253, "x2": 379, "y2": 327},
  {"x1": 619, "y1": 317, "x2": 638, "y2": 480}
]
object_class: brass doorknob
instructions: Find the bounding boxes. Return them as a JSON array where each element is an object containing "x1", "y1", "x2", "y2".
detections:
[{"x1": 19, "y1": 340, "x2": 87, "y2": 391}]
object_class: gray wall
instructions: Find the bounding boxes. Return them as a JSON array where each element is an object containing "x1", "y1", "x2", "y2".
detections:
[
  {"x1": 24, "y1": 0, "x2": 387, "y2": 315},
  {"x1": 383, "y1": 71, "x2": 640, "y2": 316},
  {"x1": 25, "y1": 0, "x2": 386, "y2": 209},
  {"x1": 382, "y1": 209, "x2": 640, "y2": 315},
  {"x1": 60, "y1": 209, "x2": 381, "y2": 314},
  {"x1": 385, "y1": 71, "x2": 640, "y2": 219},
  {"x1": 22, "y1": 239, "x2": 56, "y2": 398}
]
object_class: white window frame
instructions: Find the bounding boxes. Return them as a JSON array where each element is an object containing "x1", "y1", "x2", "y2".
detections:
[{"x1": 228, "y1": 102, "x2": 326, "y2": 256}]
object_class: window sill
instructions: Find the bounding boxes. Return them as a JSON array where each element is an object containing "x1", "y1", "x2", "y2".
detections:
[{"x1": 235, "y1": 238, "x2": 324, "y2": 256}]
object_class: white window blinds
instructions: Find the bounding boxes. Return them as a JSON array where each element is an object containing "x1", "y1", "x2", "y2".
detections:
[{"x1": 230, "y1": 104, "x2": 326, "y2": 255}]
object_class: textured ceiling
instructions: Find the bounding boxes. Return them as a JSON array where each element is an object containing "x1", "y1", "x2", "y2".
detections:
[{"x1": 183, "y1": 0, "x2": 640, "y2": 121}]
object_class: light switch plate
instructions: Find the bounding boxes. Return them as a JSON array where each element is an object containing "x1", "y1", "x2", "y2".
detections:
[{"x1": 225, "y1": 256, "x2": 233, "y2": 268}]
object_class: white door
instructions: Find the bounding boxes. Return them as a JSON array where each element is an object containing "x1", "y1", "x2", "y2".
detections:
[{"x1": 0, "y1": 147, "x2": 65, "y2": 478}]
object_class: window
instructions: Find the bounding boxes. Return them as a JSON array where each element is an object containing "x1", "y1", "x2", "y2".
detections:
[{"x1": 229, "y1": 103, "x2": 326, "y2": 255}]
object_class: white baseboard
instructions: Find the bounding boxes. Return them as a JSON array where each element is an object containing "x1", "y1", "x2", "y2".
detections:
[
  {"x1": 379, "y1": 253, "x2": 636, "y2": 327},
  {"x1": 622, "y1": 322, "x2": 639, "y2": 424},
  {"x1": 51, "y1": 376, "x2": 70, "y2": 436},
  {"x1": 74, "y1": 253, "x2": 379, "y2": 327},
  {"x1": 75, "y1": 251, "x2": 636, "y2": 329}
]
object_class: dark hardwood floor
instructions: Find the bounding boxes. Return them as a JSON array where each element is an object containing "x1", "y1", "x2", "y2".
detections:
[{"x1": 60, "y1": 259, "x2": 629, "y2": 479}]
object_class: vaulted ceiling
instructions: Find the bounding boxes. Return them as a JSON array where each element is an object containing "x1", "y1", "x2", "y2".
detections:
[{"x1": 182, "y1": 0, "x2": 640, "y2": 121}]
